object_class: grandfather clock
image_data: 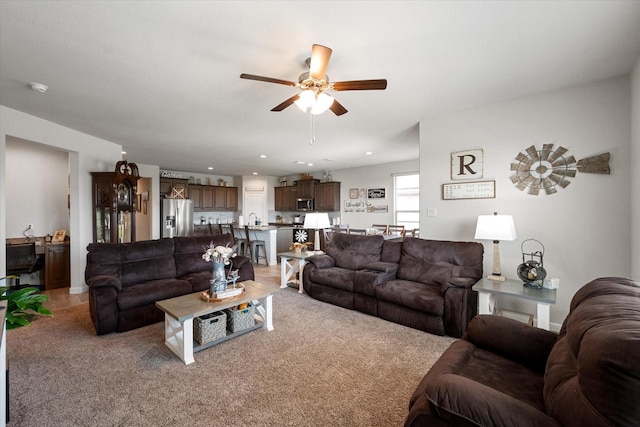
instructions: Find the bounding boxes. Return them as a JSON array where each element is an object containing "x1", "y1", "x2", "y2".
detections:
[{"x1": 91, "y1": 160, "x2": 140, "y2": 243}]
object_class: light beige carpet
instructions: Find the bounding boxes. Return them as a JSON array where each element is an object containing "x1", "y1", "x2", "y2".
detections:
[{"x1": 7, "y1": 287, "x2": 455, "y2": 426}]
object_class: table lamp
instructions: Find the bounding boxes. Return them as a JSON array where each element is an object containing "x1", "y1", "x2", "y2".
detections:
[
  {"x1": 474, "y1": 212, "x2": 517, "y2": 281},
  {"x1": 303, "y1": 212, "x2": 331, "y2": 251}
]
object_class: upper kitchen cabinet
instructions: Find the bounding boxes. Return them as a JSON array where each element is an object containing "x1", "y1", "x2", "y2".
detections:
[
  {"x1": 295, "y1": 179, "x2": 319, "y2": 198},
  {"x1": 189, "y1": 185, "x2": 214, "y2": 210},
  {"x1": 315, "y1": 181, "x2": 341, "y2": 211},
  {"x1": 91, "y1": 160, "x2": 140, "y2": 243},
  {"x1": 274, "y1": 186, "x2": 297, "y2": 211},
  {"x1": 214, "y1": 186, "x2": 238, "y2": 211},
  {"x1": 160, "y1": 177, "x2": 188, "y2": 199}
]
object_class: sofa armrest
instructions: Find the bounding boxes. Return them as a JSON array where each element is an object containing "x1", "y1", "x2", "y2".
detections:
[
  {"x1": 86, "y1": 274, "x2": 123, "y2": 292},
  {"x1": 306, "y1": 254, "x2": 336, "y2": 270},
  {"x1": 442, "y1": 277, "x2": 477, "y2": 291},
  {"x1": 465, "y1": 315, "x2": 558, "y2": 372},
  {"x1": 363, "y1": 261, "x2": 398, "y2": 274},
  {"x1": 422, "y1": 374, "x2": 559, "y2": 427}
]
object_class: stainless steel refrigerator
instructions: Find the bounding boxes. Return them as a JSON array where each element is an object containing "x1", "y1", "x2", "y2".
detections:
[{"x1": 161, "y1": 199, "x2": 194, "y2": 238}]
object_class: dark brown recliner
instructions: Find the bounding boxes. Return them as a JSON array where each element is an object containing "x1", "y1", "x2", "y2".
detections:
[{"x1": 405, "y1": 276, "x2": 640, "y2": 427}]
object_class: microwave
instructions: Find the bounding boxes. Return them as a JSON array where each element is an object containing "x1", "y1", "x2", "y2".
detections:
[{"x1": 296, "y1": 198, "x2": 314, "y2": 211}]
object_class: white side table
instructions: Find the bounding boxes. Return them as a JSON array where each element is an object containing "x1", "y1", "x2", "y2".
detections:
[
  {"x1": 278, "y1": 250, "x2": 320, "y2": 294},
  {"x1": 475, "y1": 278, "x2": 557, "y2": 330}
]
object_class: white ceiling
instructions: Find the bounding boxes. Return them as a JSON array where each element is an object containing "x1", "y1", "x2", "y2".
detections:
[{"x1": 2, "y1": 1, "x2": 640, "y2": 177}]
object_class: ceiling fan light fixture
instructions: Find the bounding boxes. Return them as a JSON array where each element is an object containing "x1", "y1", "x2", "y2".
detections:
[
  {"x1": 294, "y1": 89, "x2": 315, "y2": 112},
  {"x1": 311, "y1": 93, "x2": 334, "y2": 115}
]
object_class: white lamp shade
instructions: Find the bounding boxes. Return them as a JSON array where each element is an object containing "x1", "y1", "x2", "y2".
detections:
[
  {"x1": 474, "y1": 214, "x2": 517, "y2": 241},
  {"x1": 303, "y1": 212, "x2": 331, "y2": 229},
  {"x1": 310, "y1": 93, "x2": 334, "y2": 114}
]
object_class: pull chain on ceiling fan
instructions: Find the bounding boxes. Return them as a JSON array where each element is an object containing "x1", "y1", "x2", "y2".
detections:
[{"x1": 240, "y1": 44, "x2": 388, "y2": 117}]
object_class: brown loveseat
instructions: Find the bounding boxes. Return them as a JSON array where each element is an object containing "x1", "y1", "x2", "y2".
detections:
[
  {"x1": 85, "y1": 234, "x2": 253, "y2": 335},
  {"x1": 405, "y1": 276, "x2": 640, "y2": 427},
  {"x1": 302, "y1": 233, "x2": 484, "y2": 338}
]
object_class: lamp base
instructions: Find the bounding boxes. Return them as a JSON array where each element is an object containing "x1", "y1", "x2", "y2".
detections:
[{"x1": 487, "y1": 274, "x2": 507, "y2": 282}]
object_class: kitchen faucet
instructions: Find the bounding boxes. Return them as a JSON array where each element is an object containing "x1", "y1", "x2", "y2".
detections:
[{"x1": 248, "y1": 212, "x2": 257, "y2": 225}]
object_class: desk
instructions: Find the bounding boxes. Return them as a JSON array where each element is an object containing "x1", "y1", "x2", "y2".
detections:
[
  {"x1": 278, "y1": 250, "x2": 321, "y2": 294},
  {"x1": 6, "y1": 238, "x2": 70, "y2": 290},
  {"x1": 475, "y1": 278, "x2": 556, "y2": 330}
]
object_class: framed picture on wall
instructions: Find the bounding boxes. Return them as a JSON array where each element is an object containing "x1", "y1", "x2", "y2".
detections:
[{"x1": 349, "y1": 188, "x2": 359, "y2": 199}]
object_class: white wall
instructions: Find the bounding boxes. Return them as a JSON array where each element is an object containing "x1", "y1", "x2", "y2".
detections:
[
  {"x1": 631, "y1": 56, "x2": 640, "y2": 280},
  {"x1": 419, "y1": 76, "x2": 633, "y2": 327},
  {"x1": 1, "y1": 106, "x2": 123, "y2": 294},
  {"x1": 5, "y1": 137, "x2": 69, "y2": 238}
]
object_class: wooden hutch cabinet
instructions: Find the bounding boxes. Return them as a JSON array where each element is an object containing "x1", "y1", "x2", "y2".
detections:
[{"x1": 91, "y1": 161, "x2": 140, "y2": 243}]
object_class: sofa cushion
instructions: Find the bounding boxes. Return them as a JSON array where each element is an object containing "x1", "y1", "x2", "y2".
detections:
[
  {"x1": 397, "y1": 238, "x2": 483, "y2": 286},
  {"x1": 117, "y1": 278, "x2": 192, "y2": 311},
  {"x1": 375, "y1": 279, "x2": 444, "y2": 316},
  {"x1": 326, "y1": 233, "x2": 384, "y2": 270},
  {"x1": 174, "y1": 234, "x2": 235, "y2": 277},
  {"x1": 120, "y1": 239, "x2": 177, "y2": 287},
  {"x1": 308, "y1": 267, "x2": 355, "y2": 292},
  {"x1": 544, "y1": 277, "x2": 640, "y2": 427}
]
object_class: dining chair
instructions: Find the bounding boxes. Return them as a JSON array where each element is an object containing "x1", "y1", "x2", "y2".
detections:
[
  {"x1": 411, "y1": 228, "x2": 420, "y2": 238},
  {"x1": 387, "y1": 225, "x2": 406, "y2": 238},
  {"x1": 347, "y1": 228, "x2": 367, "y2": 235},
  {"x1": 371, "y1": 224, "x2": 388, "y2": 234}
]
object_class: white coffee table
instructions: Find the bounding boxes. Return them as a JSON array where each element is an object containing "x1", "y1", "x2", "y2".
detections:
[{"x1": 155, "y1": 280, "x2": 275, "y2": 364}]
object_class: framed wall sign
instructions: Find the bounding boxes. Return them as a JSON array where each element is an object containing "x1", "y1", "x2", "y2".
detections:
[
  {"x1": 367, "y1": 188, "x2": 385, "y2": 199},
  {"x1": 442, "y1": 180, "x2": 496, "y2": 200},
  {"x1": 451, "y1": 149, "x2": 483, "y2": 180}
]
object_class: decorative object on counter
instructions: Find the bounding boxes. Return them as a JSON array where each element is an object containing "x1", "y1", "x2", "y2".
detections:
[
  {"x1": 517, "y1": 238, "x2": 547, "y2": 288},
  {"x1": 52, "y1": 229, "x2": 66, "y2": 243},
  {"x1": 300, "y1": 173, "x2": 314, "y2": 180},
  {"x1": 279, "y1": 177, "x2": 287, "y2": 186},
  {"x1": 202, "y1": 242, "x2": 239, "y2": 294},
  {"x1": 303, "y1": 212, "x2": 331, "y2": 250},
  {"x1": 200, "y1": 283, "x2": 245, "y2": 303},
  {"x1": 474, "y1": 212, "x2": 517, "y2": 282}
]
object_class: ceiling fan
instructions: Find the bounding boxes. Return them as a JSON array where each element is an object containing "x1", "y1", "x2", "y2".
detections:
[{"x1": 240, "y1": 44, "x2": 387, "y2": 116}]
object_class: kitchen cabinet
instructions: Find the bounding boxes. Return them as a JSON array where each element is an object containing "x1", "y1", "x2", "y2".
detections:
[
  {"x1": 275, "y1": 186, "x2": 297, "y2": 211},
  {"x1": 44, "y1": 243, "x2": 70, "y2": 290},
  {"x1": 190, "y1": 185, "x2": 214, "y2": 210},
  {"x1": 91, "y1": 161, "x2": 139, "y2": 243},
  {"x1": 160, "y1": 177, "x2": 188, "y2": 199},
  {"x1": 214, "y1": 186, "x2": 238, "y2": 211},
  {"x1": 294, "y1": 179, "x2": 319, "y2": 198},
  {"x1": 315, "y1": 182, "x2": 341, "y2": 211}
]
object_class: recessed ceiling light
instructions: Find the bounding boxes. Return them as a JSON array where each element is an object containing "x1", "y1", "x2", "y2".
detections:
[
  {"x1": 308, "y1": 163, "x2": 314, "y2": 167},
  {"x1": 30, "y1": 82, "x2": 48, "y2": 93},
  {"x1": 322, "y1": 158, "x2": 336, "y2": 162},
  {"x1": 121, "y1": 150, "x2": 126, "y2": 155},
  {"x1": 365, "y1": 151, "x2": 373, "y2": 155},
  {"x1": 252, "y1": 172, "x2": 258, "y2": 175},
  {"x1": 259, "y1": 154, "x2": 267, "y2": 158},
  {"x1": 294, "y1": 160, "x2": 306, "y2": 165},
  {"x1": 207, "y1": 167, "x2": 214, "y2": 170}
]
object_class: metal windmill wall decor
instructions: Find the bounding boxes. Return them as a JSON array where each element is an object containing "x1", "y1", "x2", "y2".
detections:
[{"x1": 510, "y1": 144, "x2": 610, "y2": 195}]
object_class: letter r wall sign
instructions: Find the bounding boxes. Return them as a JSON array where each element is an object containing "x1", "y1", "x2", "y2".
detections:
[{"x1": 451, "y1": 149, "x2": 483, "y2": 180}]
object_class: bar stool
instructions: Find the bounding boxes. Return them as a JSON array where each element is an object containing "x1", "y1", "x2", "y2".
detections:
[
  {"x1": 233, "y1": 225, "x2": 247, "y2": 255},
  {"x1": 244, "y1": 226, "x2": 267, "y2": 265}
]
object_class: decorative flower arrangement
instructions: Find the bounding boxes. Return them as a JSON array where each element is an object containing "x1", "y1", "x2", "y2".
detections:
[
  {"x1": 202, "y1": 242, "x2": 237, "y2": 264},
  {"x1": 289, "y1": 242, "x2": 312, "y2": 252}
]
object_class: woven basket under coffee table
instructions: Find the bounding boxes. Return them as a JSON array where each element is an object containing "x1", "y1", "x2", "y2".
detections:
[{"x1": 155, "y1": 280, "x2": 277, "y2": 365}]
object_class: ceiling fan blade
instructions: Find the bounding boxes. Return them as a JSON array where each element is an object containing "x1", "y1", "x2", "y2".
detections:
[
  {"x1": 332, "y1": 79, "x2": 388, "y2": 91},
  {"x1": 329, "y1": 99, "x2": 348, "y2": 116},
  {"x1": 309, "y1": 44, "x2": 332, "y2": 80},
  {"x1": 271, "y1": 94, "x2": 300, "y2": 112},
  {"x1": 240, "y1": 73, "x2": 297, "y2": 87}
]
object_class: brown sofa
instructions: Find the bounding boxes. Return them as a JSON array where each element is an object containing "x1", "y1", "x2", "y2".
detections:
[
  {"x1": 85, "y1": 234, "x2": 253, "y2": 335},
  {"x1": 302, "y1": 233, "x2": 484, "y2": 338},
  {"x1": 405, "y1": 276, "x2": 640, "y2": 427}
]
